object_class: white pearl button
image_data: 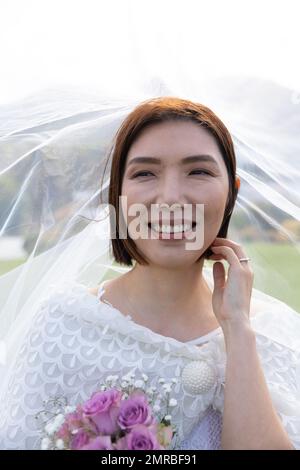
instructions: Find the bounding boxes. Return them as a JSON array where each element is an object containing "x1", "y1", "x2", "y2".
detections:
[{"x1": 181, "y1": 360, "x2": 216, "y2": 394}]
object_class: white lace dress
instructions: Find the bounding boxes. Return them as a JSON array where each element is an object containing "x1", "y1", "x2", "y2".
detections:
[{"x1": 0, "y1": 280, "x2": 300, "y2": 450}]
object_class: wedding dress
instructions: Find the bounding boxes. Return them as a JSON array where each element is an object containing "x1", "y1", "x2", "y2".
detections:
[{"x1": 1, "y1": 267, "x2": 299, "y2": 450}]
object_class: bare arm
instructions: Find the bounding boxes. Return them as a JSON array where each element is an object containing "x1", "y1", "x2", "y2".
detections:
[{"x1": 221, "y1": 323, "x2": 295, "y2": 450}]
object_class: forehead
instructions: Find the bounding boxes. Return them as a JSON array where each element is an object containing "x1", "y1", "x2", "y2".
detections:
[{"x1": 126, "y1": 120, "x2": 225, "y2": 170}]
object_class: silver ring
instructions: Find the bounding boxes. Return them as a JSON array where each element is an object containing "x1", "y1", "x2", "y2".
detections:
[{"x1": 239, "y1": 257, "x2": 251, "y2": 262}]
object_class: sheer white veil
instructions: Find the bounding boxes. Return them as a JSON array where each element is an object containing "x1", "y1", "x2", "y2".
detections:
[
  {"x1": 0, "y1": 0, "x2": 300, "y2": 388},
  {"x1": 1, "y1": 79, "x2": 300, "y2": 378}
]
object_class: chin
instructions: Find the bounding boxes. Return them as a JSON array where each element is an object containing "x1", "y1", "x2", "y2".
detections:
[{"x1": 142, "y1": 249, "x2": 203, "y2": 269}]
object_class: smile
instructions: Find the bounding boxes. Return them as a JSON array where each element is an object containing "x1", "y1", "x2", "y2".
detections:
[{"x1": 147, "y1": 222, "x2": 196, "y2": 234}]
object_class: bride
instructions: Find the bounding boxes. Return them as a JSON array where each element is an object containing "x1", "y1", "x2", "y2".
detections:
[{"x1": 0, "y1": 96, "x2": 299, "y2": 450}]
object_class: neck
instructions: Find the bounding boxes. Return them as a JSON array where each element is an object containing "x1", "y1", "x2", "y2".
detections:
[{"x1": 122, "y1": 261, "x2": 214, "y2": 325}]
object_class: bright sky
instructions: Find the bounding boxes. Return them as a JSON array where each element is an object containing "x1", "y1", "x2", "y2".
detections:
[{"x1": 0, "y1": 0, "x2": 299, "y2": 105}]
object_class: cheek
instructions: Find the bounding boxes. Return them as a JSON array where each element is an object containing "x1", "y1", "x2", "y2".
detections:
[
  {"x1": 120, "y1": 186, "x2": 149, "y2": 232},
  {"x1": 121, "y1": 182, "x2": 147, "y2": 208},
  {"x1": 202, "y1": 190, "x2": 227, "y2": 223}
]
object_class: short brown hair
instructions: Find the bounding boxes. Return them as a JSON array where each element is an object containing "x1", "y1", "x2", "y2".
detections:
[{"x1": 104, "y1": 96, "x2": 238, "y2": 266}]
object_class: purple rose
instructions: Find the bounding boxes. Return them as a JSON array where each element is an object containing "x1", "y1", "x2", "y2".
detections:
[
  {"x1": 82, "y1": 389, "x2": 122, "y2": 435},
  {"x1": 115, "y1": 424, "x2": 162, "y2": 450},
  {"x1": 80, "y1": 436, "x2": 114, "y2": 450},
  {"x1": 118, "y1": 392, "x2": 154, "y2": 430},
  {"x1": 70, "y1": 429, "x2": 90, "y2": 450}
]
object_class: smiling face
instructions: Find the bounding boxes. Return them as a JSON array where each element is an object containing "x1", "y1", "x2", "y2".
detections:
[{"x1": 120, "y1": 119, "x2": 230, "y2": 269}]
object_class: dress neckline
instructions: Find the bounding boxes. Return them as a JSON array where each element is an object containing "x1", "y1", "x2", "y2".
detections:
[{"x1": 95, "y1": 279, "x2": 222, "y2": 346}]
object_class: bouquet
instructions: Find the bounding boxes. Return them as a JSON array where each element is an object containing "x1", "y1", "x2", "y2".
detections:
[{"x1": 35, "y1": 371, "x2": 179, "y2": 450}]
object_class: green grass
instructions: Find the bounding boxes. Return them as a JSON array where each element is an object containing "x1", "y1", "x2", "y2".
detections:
[
  {"x1": 245, "y1": 242, "x2": 300, "y2": 313},
  {"x1": 207, "y1": 242, "x2": 300, "y2": 312},
  {"x1": 1, "y1": 242, "x2": 299, "y2": 312},
  {"x1": 0, "y1": 258, "x2": 27, "y2": 276}
]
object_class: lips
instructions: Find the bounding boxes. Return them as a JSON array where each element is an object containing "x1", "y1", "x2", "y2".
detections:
[
  {"x1": 147, "y1": 218, "x2": 196, "y2": 227},
  {"x1": 147, "y1": 221, "x2": 196, "y2": 232},
  {"x1": 165, "y1": 215, "x2": 194, "y2": 225}
]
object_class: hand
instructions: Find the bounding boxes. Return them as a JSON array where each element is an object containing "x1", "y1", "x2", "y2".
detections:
[{"x1": 208, "y1": 237, "x2": 254, "y2": 336}]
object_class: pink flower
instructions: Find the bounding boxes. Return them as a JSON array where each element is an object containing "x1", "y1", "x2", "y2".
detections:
[
  {"x1": 118, "y1": 392, "x2": 154, "y2": 430},
  {"x1": 82, "y1": 389, "x2": 122, "y2": 435},
  {"x1": 80, "y1": 436, "x2": 114, "y2": 450},
  {"x1": 64, "y1": 408, "x2": 83, "y2": 432},
  {"x1": 115, "y1": 424, "x2": 163, "y2": 450},
  {"x1": 70, "y1": 429, "x2": 90, "y2": 450},
  {"x1": 56, "y1": 421, "x2": 69, "y2": 441},
  {"x1": 56, "y1": 408, "x2": 85, "y2": 444}
]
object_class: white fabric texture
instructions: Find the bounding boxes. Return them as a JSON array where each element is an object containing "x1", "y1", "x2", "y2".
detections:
[{"x1": 0, "y1": 280, "x2": 300, "y2": 450}]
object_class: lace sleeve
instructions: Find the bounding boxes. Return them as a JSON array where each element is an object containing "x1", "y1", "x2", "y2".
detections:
[
  {"x1": 255, "y1": 334, "x2": 300, "y2": 449},
  {"x1": 212, "y1": 331, "x2": 300, "y2": 450},
  {"x1": 0, "y1": 296, "x2": 54, "y2": 449}
]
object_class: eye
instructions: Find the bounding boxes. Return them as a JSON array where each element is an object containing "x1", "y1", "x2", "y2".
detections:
[
  {"x1": 132, "y1": 171, "x2": 154, "y2": 178},
  {"x1": 189, "y1": 170, "x2": 211, "y2": 176}
]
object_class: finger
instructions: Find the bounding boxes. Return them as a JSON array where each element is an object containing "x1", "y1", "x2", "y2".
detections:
[
  {"x1": 211, "y1": 245, "x2": 242, "y2": 269},
  {"x1": 213, "y1": 261, "x2": 226, "y2": 289},
  {"x1": 212, "y1": 238, "x2": 250, "y2": 267},
  {"x1": 208, "y1": 254, "x2": 224, "y2": 260},
  {"x1": 212, "y1": 237, "x2": 242, "y2": 249}
]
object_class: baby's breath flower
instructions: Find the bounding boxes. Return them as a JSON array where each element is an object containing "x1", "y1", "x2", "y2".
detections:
[
  {"x1": 171, "y1": 378, "x2": 178, "y2": 384},
  {"x1": 64, "y1": 405, "x2": 76, "y2": 413},
  {"x1": 134, "y1": 379, "x2": 144, "y2": 388},
  {"x1": 55, "y1": 439, "x2": 64, "y2": 450},
  {"x1": 106, "y1": 375, "x2": 118, "y2": 384},
  {"x1": 45, "y1": 421, "x2": 56, "y2": 436},
  {"x1": 121, "y1": 374, "x2": 134, "y2": 386},
  {"x1": 158, "y1": 378, "x2": 165, "y2": 384},
  {"x1": 169, "y1": 398, "x2": 177, "y2": 407},
  {"x1": 162, "y1": 384, "x2": 172, "y2": 393},
  {"x1": 41, "y1": 437, "x2": 51, "y2": 450},
  {"x1": 162, "y1": 382, "x2": 172, "y2": 388},
  {"x1": 165, "y1": 415, "x2": 172, "y2": 422},
  {"x1": 52, "y1": 414, "x2": 65, "y2": 431},
  {"x1": 121, "y1": 374, "x2": 130, "y2": 381},
  {"x1": 142, "y1": 373, "x2": 149, "y2": 382},
  {"x1": 44, "y1": 419, "x2": 63, "y2": 436},
  {"x1": 153, "y1": 404, "x2": 161, "y2": 412}
]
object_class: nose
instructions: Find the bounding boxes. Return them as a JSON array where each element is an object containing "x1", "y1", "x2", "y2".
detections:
[{"x1": 156, "y1": 173, "x2": 185, "y2": 208}]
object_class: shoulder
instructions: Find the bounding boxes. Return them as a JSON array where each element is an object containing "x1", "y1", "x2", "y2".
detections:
[
  {"x1": 27, "y1": 282, "x2": 96, "y2": 338},
  {"x1": 6, "y1": 282, "x2": 106, "y2": 379}
]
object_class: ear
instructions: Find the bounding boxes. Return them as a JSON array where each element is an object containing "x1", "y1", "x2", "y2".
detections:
[{"x1": 235, "y1": 175, "x2": 241, "y2": 191}]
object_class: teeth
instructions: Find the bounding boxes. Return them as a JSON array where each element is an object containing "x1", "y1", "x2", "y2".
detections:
[{"x1": 151, "y1": 223, "x2": 193, "y2": 233}]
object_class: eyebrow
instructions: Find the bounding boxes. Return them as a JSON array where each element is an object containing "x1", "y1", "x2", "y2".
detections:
[{"x1": 127, "y1": 154, "x2": 219, "y2": 167}]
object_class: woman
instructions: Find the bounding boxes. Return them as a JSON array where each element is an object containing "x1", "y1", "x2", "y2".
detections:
[{"x1": 0, "y1": 97, "x2": 299, "y2": 450}]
